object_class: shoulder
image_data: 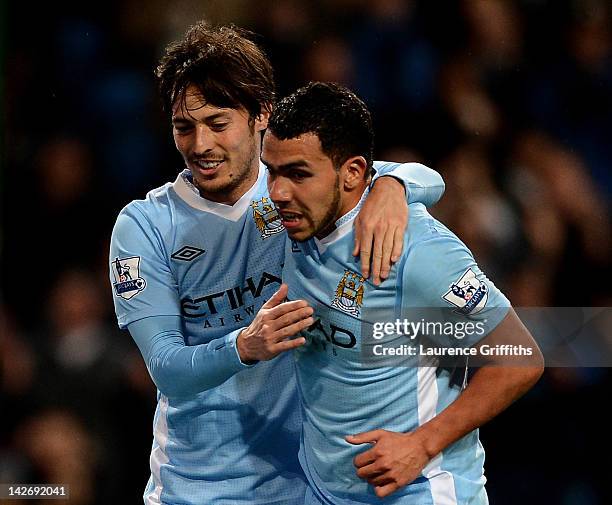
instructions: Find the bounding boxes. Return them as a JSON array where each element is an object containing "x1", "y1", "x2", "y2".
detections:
[
  {"x1": 112, "y1": 182, "x2": 175, "y2": 237},
  {"x1": 122, "y1": 182, "x2": 175, "y2": 215},
  {"x1": 402, "y1": 204, "x2": 474, "y2": 271},
  {"x1": 402, "y1": 203, "x2": 448, "y2": 246}
]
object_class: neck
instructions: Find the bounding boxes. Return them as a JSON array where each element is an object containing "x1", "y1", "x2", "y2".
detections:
[{"x1": 339, "y1": 182, "x2": 369, "y2": 217}]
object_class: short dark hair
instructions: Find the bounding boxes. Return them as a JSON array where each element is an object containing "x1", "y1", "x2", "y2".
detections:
[
  {"x1": 155, "y1": 23, "x2": 275, "y2": 118},
  {"x1": 267, "y1": 82, "x2": 374, "y2": 175}
]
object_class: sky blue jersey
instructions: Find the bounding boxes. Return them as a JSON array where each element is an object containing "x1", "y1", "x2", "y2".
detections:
[
  {"x1": 109, "y1": 162, "x2": 444, "y2": 504},
  {"x1": 283, "y1": 198, "x2": 510, "y2": 505}
]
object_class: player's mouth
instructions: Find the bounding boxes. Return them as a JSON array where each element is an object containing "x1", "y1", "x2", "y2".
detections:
[
  {"x1": 279, "y1": 210, "x2": 303, "y2": 229},
  {"x1": 191, "y1": 159, "x2": 225, "y2": 176}
]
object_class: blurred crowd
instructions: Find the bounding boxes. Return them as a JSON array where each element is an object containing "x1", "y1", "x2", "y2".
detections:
[{"x1": 1, "y1": 1, "x2": 611, "y2": 503}]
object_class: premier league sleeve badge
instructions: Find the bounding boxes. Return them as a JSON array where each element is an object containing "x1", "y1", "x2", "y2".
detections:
[
  {"x1": 111, "y1": 256, "x2": 147, "y2": 300},
  {"x1": 442, "y1": 268, "x2": 488, "y2": 314}
]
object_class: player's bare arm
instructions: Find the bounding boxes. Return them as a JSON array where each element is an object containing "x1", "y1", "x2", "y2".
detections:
[
  {"x1": 353, "y1": 176, "x2": 407, "y2": 286},
  {"x1": 347, "y1": 308, "x2": 544, "y2": 498},
  {"x1": 237, "y1": 283, "x2": 313, "y2": 362}
]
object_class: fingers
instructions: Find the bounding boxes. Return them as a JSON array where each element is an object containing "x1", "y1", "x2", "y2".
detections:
[
  {"x1": 267, "y1": 299, "x2": 312, "y2": 322},
  {"x1": 378, "y1": 225, "x2": 395, "y2": 281},
  {"x1": 360, "y1": 241, "x2": 372, "y2": 279},
  {"x1": 353, "y1": 218, "x2": 362, "y2": 257},
  {"x1": 374, "y1": 483, "x2": 399, "y2": 498},
  {"x1": 360, "y1": 251, "x2": 371, "y2": 279},
  {"x1": 356, "y1": 223, "x2": 398, "y2": 285},
  {"x1": 271, "y1": 314, "x2": 315, "y2": 341},
  {"x1": 364, "y1": 470, "x2": 394, "y2": 487},
  {"x1": 375, "y1": 214, "x2": 407, "y2": 282},
  {"x1": 346, "y1": 430, "x2": 384, "y2": 446},
  {"x1": 261, "y1": 283, "x2": 289, "y2": 309},
  {"x1": 239, "y1": 285, "x2": 314, "y2": 361},
  {"x1": 353, "y1": 449, "x2": 376, "y2": 469},
  {"x1": 356, "y1": 461, "x2": 383, "y2": 479},
  {"x1": 390, "y1": 226, "x2": 404, "y2": 263},
  {"x1": 266, "y1": 316, "x2": 312, "y2": 356},
  {"x1": 391, "y1": 205, "x2": 408, "y2": 263},
  {"x1": 355, "y1": 462, "x2": 401, "y2": 498},
  {"x1": 265, "y1": 303, "x2": 313, "y2": 357},
  {"x1": 370, "y1": 228, "x2": 384, "y2": 286},
  {"x1": 271, "y1": 305, "x2": 314, "y2": 331},
  {"x1": 271, "y1": 335, "x2": 307, "y2": 354}
]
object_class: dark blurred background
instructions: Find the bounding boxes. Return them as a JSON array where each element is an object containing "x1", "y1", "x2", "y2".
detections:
[{"x1": 1, "y1": 0, "x2": 611, "y2": 503}]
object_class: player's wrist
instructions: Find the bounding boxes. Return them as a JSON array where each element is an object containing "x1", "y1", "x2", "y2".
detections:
[
  {"x1": 373, "y1": 175, "x2": 406, "y2": 195},
  {"x1": 236, "y1": 329, "x2": 257, "y2": 364},
  {"x1": 411, "y1": 425, "x2": 442, "y2": 460}
]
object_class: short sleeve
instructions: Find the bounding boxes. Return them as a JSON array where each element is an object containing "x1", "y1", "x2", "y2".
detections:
[
  {"x1": 109, "y1": 205, "x2": 181, "y2": 328},
  {"x1": 400, "y1": 229, "x2": 510, "y2": 348}
]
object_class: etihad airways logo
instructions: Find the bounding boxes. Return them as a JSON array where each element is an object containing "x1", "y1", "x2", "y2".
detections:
[{"x1": 181, "y1": 271, "x2": 281, "y2": 318}]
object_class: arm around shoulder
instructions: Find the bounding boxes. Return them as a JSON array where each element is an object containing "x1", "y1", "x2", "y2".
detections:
[
  {"x1": 373, "y1": 161, "x2": 445, "y2": 207},
  {"x1": 354, "y1": 162, "x2": 445, "y2": 284}
]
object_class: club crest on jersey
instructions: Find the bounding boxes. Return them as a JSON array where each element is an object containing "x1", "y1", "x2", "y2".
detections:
[
  {"x1": 251, "y1": 197, "x2": 284, "y2": 239},
  {"x1": 442, "y1": 268, "x2": 488, "y2": 314},
  {"x1": 111, "y1": 256, "x2": 146, "y2": 300},
  {"x1": 331, "y1": 270, "x2": 365, "y2": 317}
]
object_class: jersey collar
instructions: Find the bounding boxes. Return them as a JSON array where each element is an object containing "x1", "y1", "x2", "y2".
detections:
[
  {"x1": 314, "y1": 187, "x2": 369, "y2": 254},
  {"x1": 172, "y1": 163, "x2": 266, "y2": 221}
]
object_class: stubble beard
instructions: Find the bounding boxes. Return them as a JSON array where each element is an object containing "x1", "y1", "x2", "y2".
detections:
[
  {"x1": 312, "y1": 174, "x2": 342, "y2": 240},
  {"x1": 191, "y1": 136, "x2": 259, "y2": 203}
]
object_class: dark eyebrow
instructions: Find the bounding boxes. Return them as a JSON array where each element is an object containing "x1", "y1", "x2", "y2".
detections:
[
  {"x1": 204, "y1": 112, "x2": 231, "y2": 122},
  {"x1": 261, "y1": 159, "x2": 310, "y2": 173},
  {"x1": 172, "y1": 112, "x2": 231, "y2": 125},
  {"x1": 172, "y1": 117, "x2": 193, "y2": 126}
]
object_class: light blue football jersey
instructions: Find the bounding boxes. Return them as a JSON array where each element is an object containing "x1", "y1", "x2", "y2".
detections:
[
  {"x1": 109, "y1": 162, "x2": 444, "y2": 504},
  {"x1": 283, "y1": 198, "x2": 510, "y2": 505}
]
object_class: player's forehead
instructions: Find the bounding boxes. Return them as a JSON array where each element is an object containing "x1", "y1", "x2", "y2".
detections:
[
  {"x1": 171, "y1": 84, "x2": 245, "y2": 122},
  {"x1": 263, "y1": 132, "x2": 327, "y2": 164}
]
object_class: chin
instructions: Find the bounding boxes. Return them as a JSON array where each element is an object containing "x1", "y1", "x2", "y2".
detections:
[
  {"x1": 291, "y1": 231, "x2": 314, "y2": 243},
  {"x1": 195, "y1": 178, "x2": 231, "y2": 193}
]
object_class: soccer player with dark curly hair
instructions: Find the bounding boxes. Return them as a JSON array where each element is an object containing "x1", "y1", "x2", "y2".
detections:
[{"x1": 263, "y1": 82, "x2": 544, "y2": 504}]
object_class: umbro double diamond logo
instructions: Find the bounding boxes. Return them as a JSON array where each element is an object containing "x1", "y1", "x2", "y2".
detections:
[{"x1": 171, "y1": 246, "x2": 205, "y2": 262}]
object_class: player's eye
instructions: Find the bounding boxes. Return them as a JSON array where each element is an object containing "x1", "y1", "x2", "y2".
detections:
[
  {"x1": 291, "y1": 171, "x2": 309, "y2": 181},
  {"x1": 210, "y1": 123, "x2": 229, "y2": 131},
  {"x1": 173, "y1": 124, "x2": 193, "y2": 134}
]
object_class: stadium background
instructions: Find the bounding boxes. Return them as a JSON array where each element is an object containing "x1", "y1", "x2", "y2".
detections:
[{"x1": 1, "y1": 0, "x2": 611, "y2": 503}]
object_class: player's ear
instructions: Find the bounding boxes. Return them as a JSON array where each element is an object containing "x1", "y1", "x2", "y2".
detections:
[
  {"x1": 341, "y1": 156, "x2": 368, "y2": 190},
  {"x1": 254, "y1": 106, "x2": 271, "y2": 132}
]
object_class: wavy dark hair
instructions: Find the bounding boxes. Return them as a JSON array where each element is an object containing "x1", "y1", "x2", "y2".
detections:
[
  {"x1": 155, "y1": 23, "x2": 275, "y2": 119},
  {"x1": 267, "y1": 82, "x2": 374, "y2": 176}
]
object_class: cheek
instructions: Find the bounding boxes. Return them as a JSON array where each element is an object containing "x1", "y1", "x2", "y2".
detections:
[
  {"x1": 226, "y1": 129, "x2": 255, "y2": 154},
  {"x1": 314, "y1": 182, "x2": 335, "y2": 203},
  {"x1": 312, "y1": 183, "x2": 338, "y2": 217},
  {"x1": 173, "y1": 135, "x2": 189, "y2": 155}
]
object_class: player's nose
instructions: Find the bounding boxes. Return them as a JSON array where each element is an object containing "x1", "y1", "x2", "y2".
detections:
[
  {"x1": 192, "y1": 124, "x2": 214, "y2": 153},
  {"x1": 268, "y1": 176, "x2": 291, "y2": 204}
]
